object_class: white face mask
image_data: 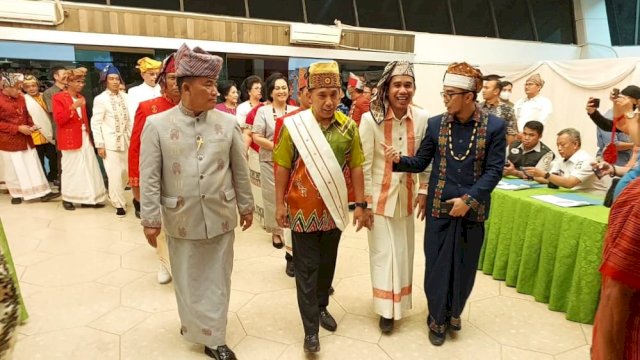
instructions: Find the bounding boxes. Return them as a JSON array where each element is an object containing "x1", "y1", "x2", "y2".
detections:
[{"x1": 500, "y1": 91, "x2": 511, "y2": 101}]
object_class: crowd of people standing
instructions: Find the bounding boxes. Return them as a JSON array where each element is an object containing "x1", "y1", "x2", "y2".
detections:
[{"x1": 0, "y1": 42, "x2": 639, "y2": 359}]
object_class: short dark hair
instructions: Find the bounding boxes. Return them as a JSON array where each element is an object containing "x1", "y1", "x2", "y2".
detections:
[
  {"x1": 523, "y1": 120, "x2": 544, "y2": 136},
  {"x1": 218, "y1": 80, "x2": 237, "y2": 100},
  {"x1": 176, "y1": 76, "x2": 194, "y2": 92},
  {"x1": 483, "y1": 74, "x2": 503, "y2": 82},
  {"x1": 240, "y1": 75, "x2": 263, "y2": 102},
  {"x1": 483, "y1": 75, "x2": 503, "y2": 91},
  {"x1": 264, "y1": 72, "x2": 288, "y2": 102},
  {"x1": 500, "y1": 80, "x2": 513, "y2": 88},
  {"x1": 50, "y1": 66, "x2": 66, "y2": 79}
]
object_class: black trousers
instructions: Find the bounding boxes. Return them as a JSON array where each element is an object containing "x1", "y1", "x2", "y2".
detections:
[
  {"x1": 292, "y1": 228, "x2": 341, "y2": 336},
  {"x1": 424, "y1": 217, "x2": 485, "y2": 325},
  {"x1": 35, "y1": 143, "x2": 58, "y2": 182}
]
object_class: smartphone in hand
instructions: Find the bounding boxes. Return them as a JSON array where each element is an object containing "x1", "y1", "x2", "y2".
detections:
[
  {"x1": 592, "y1": 98, "x2": 600, "y2": 108},
  {"x1": 592, "y1": 167, "x2": 604, "y2": 179}
]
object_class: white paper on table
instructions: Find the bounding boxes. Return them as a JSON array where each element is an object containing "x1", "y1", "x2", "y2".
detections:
[
  {"x1": 531, "y1": 195, "x2": 592, "y2": 208},
  {"x1": 496, "y1": 181, "x2": 530, "y2": 191}
]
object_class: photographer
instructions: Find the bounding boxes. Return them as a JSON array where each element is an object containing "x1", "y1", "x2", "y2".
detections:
[
  {"x1": 586, "y1": 88, "x2": 635, "y2": 166},
  {"x1": 589, "y1": 92, "x2": 640, "y2": 201}
]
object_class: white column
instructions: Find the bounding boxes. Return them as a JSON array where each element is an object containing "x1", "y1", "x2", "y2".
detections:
[{"x1": 574, "y1": 0, "x2": 615, "y2": 58}]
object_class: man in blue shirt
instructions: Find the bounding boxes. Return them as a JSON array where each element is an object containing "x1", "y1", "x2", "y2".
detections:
[{"x1": 384, "y1": 62, "x2": 506, "y2": 346}]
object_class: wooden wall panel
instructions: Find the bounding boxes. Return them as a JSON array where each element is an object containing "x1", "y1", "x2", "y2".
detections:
[{"x1": 0, "y1": 3, "x2": 414, "y2": 53}]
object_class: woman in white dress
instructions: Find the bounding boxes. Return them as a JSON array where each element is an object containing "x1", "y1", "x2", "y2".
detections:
[{"x1": 252, "y1": 73, "x2": 297, "y2": 248}]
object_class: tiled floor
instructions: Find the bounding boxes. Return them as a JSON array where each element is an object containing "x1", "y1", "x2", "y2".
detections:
[{"x1": 1, "y1": 193, "x2": 591, "y2": 359}]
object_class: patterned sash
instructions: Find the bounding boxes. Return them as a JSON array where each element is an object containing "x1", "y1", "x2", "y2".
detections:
[{"x1": 284, "y1": 110, "x2": 349, "y2": 231}]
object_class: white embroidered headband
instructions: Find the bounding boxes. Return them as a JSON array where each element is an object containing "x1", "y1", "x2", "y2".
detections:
[{"x1": 443, "y1": 73, "x2": 476, "y2": 91}]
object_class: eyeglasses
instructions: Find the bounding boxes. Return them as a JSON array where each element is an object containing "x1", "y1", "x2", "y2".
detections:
[{"x1": 440, "y1": 91, "x2": 469, "y2": 99}]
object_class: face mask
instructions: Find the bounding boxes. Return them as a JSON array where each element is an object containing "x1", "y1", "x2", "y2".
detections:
[
  {"x1": 500, "y1": 91, "x2": 511, "y2": 101},
  {"x1": 346, "y1": 90, "x2": 351, "y2": 100}
]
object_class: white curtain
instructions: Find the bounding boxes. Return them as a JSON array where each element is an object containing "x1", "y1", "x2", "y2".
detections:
[{"x1": 413, "y1": 57, "x2": 640, "y2": 157}]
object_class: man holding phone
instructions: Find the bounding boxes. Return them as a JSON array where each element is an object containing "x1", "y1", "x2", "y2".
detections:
[
  {"x1": 586, "y1": 88, "x2": 635, "y2": 166},
  {"x1": 503, "y1": 120, "x2": 554, "y2": 178}
]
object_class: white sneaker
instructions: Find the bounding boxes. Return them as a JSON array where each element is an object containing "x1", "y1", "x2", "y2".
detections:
[{"x1": 157, "y1": 264, "x2": 172, "y2": 284}]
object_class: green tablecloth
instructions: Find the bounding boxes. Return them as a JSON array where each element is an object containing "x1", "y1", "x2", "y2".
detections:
[
  {"x1": 0, "y1": 219, "x2": 28, "y2": 323},
  {"x1": 478, "y1": 187, "x2": 609, "y2": 324}
]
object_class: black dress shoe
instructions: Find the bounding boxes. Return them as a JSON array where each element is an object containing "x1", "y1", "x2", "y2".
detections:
[
  {"x1": 319, "y1": 307, "x2": 337, "y2": 331},
  {"x1": 427, "y1": 317, "x2": 447, "y2": 346},
  {"x1": 81, "y1": 203, "x2": 106, "y2": 208},
  {"x1": 116, "y1": 208, "x2": 126, "y2": 217},
  {"x1": 328, "y1": 286, "x2": 335, "y2": 295},
  {"x1": 379, "y1": 316, "x2": 394, "y2": 333},
  {"x1": 429, "y1": 328, "x2": 446, "y2": 346},
  {"x1": 303, "y1": 334, "x2": 320, "y2": 353},
  {"x1": 448, "y1": 316, "x2": 461, "y2": 331},
  {"x1": 10, "y1": 197, "x2": 22, "y2": 205},
  {"x1": 135, "y1": 209, "x2": 141, "y2": 219},
  {"x1": 63, "y1": 201, "x2": 75, "y2": 211},
  {"x1": 40, "y1": 192, "x2": 61, "y2": 202},
  {"x1": 204, "y1": 345, "x2": 237, "y2": 360},
  {"x1": 285, "y1": 257, "x2": 294, "y2": 278},
  {"x1": 272, "y1": 234, "x2": 284, "y2": 249}
]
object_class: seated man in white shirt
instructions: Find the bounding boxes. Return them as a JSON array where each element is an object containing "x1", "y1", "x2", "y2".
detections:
[
  {"x1": 514, "y1": 73, "x2": 553, "y2": 133},
  {"x1": 524, "y1": 128, "x2": 610, "y2": 194}
]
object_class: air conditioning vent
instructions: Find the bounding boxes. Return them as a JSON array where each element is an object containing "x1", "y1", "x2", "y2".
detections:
[
  {"x1": 0, "y1": 0, "x2": 59, "y2": 26},
  {"x1": 289, "y1": 23, "x2": 342, "y2": 46}
]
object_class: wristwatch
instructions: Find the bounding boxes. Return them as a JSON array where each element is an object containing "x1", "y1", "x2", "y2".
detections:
[
  {"x1": 354, "y1": 202, "x2": 368, "y2": 209},
  {"x1": 625, "y1": 111, "x2": 636, "y2": 119},
  {"x1": 544, "y1": 172, "x2": 551, "y2": 180}
]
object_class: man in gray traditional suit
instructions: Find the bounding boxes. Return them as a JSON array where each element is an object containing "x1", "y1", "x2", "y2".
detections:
[{"x1": 140, "y1": 43, "x2": 253, "y2": 360}]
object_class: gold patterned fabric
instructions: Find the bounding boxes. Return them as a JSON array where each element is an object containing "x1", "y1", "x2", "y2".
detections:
[
  {"x1": 307, "y1": 61, "x2": 340, "y2": 90},
  {"x1": 65, "y1": 67, "x2": 87, "y2": 82},
  {"x1": 136, "y1": 57, "x2": 162, "y2": 73}
]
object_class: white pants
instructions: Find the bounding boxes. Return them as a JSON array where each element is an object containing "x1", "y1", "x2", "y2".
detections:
[
  {"x1": 0, "y1": 147, "x2": 50, "y2": 200},
  {"x1": 61, "y1": 131, "x2": 107, "y2": 205},
  {"x1": 368, "y1": 211, "x2": 415, "y2": 320},
  {"x1": 103, "y1": 148, "x2": 128, "y2": 208},
  {"x1": 0, "y1": 155, "x2": 6, "y2": 190}
]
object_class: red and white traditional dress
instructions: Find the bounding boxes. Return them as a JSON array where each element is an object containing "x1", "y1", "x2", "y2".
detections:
[
  {"x1": 0, "y1": 92, "x2": 51, "y2": 200},
  {"x1": 52, "y1": 91, "x2": 107, "y2": 205},
  {"x1": 360, "y1": 105, "x2": 429, "y2": 320}
]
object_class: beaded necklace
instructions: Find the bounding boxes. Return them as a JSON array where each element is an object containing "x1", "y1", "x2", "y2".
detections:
[{"x1": 448, "y1": 119, "x2": 478, "y2": 161}]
